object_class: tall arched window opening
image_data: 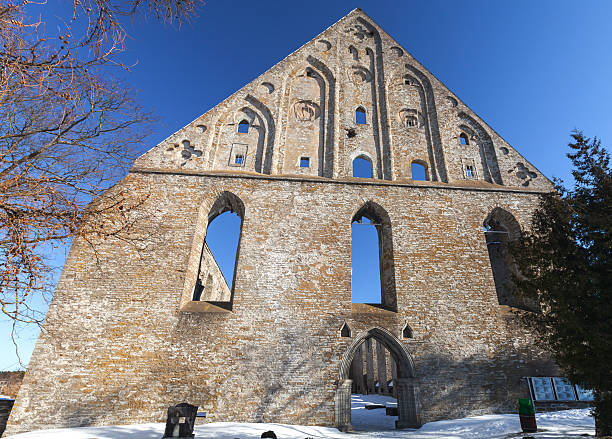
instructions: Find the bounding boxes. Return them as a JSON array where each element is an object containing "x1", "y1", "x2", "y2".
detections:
[
  {"x1": 206, "y1": 212, "x2": 241, "y2": 288},
  {"x1": 353, "y1": 156, "x2": 373, "y2": 178},
  {"x1": 351, "y1": 202, "x2": 397, "y2": 311},
  {"x1": 351, "y1": 215, "x2": 381, "y2": 305},
  {"x1": 459, "y1": 132, "x2": 469, "y2": 145},
  {"x1": 355, "y1": 107, "x2": 366, "y2": 125},
  {"x1": 483, "y1": 208, "x2": 531, "y2": 310},
  {"x1": 193, "y1": 192, "x2": 244, "y2": 305}
]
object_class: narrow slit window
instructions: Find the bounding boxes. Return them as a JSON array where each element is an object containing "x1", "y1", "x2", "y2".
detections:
[
  {"x1": 300, "y1": 157, "x2": 310, "y2": 168},
  {"x1": 459, "y1": 133, "x2": 469, "y2": 145},
  {"x1": 402, "y1": 324, "x2": 413, "y2": 339},
  {"x1": 466, "y1": 165, "x2": 475, "y2": 178},
  {"x1": 355, "y1": 107, "x2": 366, "y2": 125},
  {"x1": 238, "y1": 120, "x2": 249, "y2": 133},
  {"x1": 340, "y1": 323, "x2": 351, "y2": 337}
]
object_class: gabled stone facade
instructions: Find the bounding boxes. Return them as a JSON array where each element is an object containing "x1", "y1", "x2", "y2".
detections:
[{"x1": 6, "y1": 8, "x2": 557, "y2": 435}]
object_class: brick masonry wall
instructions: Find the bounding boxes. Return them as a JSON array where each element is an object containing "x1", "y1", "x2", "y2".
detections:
[
  {"x1": 6, "y1": 8, "x2": 560, "y2": 435},
  {"x1": 133, "y1": 9, "x2": 553, "y2": 193},
  {"x1": 6, "y1": 173, "x2": 557, "y2": 434}
]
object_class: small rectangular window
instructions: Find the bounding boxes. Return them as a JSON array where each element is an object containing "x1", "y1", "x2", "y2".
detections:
[
  {"x1": 466, "y1": 165, "x2": 475, "y2": 178},
  {"x1": 237, "y1": 120, "x2": 249, "y2": 133},
  {"x1": 300, "y1": 157, "x2": 310, "y2": 168},
  {"x1": 235, "y1": 155, "x2": 244, "y2": 165},
  {"x1": 356, "y1": 107, "x2": 366, "y2": 125}
]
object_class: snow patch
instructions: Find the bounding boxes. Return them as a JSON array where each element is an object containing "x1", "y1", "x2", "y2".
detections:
[
  {"x1": 4, "y1": 395, "x2": 594, "y2": 439},
  {"x1": 351, "y1": 393, "x2": 397, "y2": 431}
]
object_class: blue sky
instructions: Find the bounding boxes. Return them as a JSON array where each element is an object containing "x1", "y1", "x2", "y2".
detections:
[{"x1": 2, "y1": 0, "x2": 612, "y2": 370}]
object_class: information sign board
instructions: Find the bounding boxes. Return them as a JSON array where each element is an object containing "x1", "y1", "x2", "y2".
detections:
[
  {"x1": 552, "y1": 378, "x2": 576, "y2": 401},
  {"x1": 530, "y1": 377, "x2": 555, "y2": 401},
  {"x1": 575, "y1": 385, "x2": 594, "y2": 401}
]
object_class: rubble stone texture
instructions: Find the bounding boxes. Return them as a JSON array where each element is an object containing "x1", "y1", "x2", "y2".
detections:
[{"x1": 6, "y1": 8, "x2": 558, "y2": 435}]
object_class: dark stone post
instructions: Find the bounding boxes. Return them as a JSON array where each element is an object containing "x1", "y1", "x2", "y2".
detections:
[{"x1": 162, "y1": 403, "x2": 198, "y2": 438}]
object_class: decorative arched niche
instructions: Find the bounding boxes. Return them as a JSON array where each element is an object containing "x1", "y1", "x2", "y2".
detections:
[
  {"x1": 280, "y1": 59, "x2": 336, "y2": 177},
  {"x1": 180, "y1": 191, "x2": 245, "y2": 313},
  {"x1": 386, "y1": 66, "x2": 446, "y2": 183},
  {"x1": 351, "y1": 201, "x2": 397, "y2": 311},
  {"x1": 217, "y1": 107, "x2": 264, "y2": 172},
  {"x1": 210, "y1": 95, "x2": 275, "y2": 175},
  {"x1": 483, "y1": 207, "x2": 532, "y2": 310},
  {"x1": 335, "y1": 327, "x2": 420, "y2": 431},
  {"x1": 458, "y1": 113, "x2": 502, "y2": 185}
]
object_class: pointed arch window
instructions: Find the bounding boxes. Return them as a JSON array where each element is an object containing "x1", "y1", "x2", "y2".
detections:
[
  {"x1": 402, "y1": 323, "x2": 414, "y2": 339},
  {"x1": 237, "y1": 120, "x2": 249, "y2": 133},
  {"x1": 340, "y1": 322, "x2": 351, "y2": 338},
  {"x1": 483, "y1": 208, "x2": 532, "y2": 311},
  {"x1": 355, "y1": 107, "x2": 366, "y2": 125},
  {"x1": 191, "y1": 192, "x2": 245, "y2": 310},
  {"x1": 351, "y1": 202, "x2": 397, "y2": 311}
]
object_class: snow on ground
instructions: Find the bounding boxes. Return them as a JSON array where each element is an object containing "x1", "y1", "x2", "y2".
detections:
[
  {"x1": 5, "y1": 394, "x2": 595, "y2": 439},
  {"x1": 351, "y1": 393, "x2": 397, "y2": 431}
]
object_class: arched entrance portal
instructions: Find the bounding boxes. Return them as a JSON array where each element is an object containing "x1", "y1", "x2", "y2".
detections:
[{"x1": 335, "y1": 327, "x2": 421, "y2": 431}]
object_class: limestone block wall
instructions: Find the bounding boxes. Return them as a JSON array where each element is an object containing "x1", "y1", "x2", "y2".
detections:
[
  {"x1": 6, "y1": 8, "x2": 559, "y2": 435},
  {"x1": 133, "y1": 9, "x2": 552, "y2": 192},
  {"x1": 6, "y1": 172, "x2": 557, "y2": 435}
]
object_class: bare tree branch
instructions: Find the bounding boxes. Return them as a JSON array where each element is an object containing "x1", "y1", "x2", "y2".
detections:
[{"x1": 0, "y1": 0, "x2": 205, "y2": 363}]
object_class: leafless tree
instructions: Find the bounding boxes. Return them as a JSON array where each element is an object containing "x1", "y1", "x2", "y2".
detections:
[{"x1": 0, "y1": 0, "x2": 205, "y2": 334}]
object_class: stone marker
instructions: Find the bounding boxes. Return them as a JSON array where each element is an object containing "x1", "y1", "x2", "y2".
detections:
[{"x1": 162, "y1": 403, "x2": 198, "y2": 438}]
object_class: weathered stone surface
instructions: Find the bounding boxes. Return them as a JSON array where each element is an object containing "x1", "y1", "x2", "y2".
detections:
[
  {"x1": 6, "y1": 8, "x2": 557, "y2": 435},
  {"x1": 0, "y1": 372, "x2": 23, "y2": 400}
]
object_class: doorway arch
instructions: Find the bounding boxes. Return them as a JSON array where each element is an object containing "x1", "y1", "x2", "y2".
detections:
[{"x1": 335, "y1": 327, "x2": 420, "y2": 431}]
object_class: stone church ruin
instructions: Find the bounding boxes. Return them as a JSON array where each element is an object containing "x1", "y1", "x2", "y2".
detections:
[{"x1": 7, "y1": 8, "x2": 558, "y2": 435}]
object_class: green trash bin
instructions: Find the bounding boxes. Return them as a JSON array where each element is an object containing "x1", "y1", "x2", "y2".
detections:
[{"x1": 518, "y1": 398, "x2": 537, "y2": 433}]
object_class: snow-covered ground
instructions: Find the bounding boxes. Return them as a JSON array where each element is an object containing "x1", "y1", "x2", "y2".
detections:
[
  {"x1": 351, "y1": 393, "x2": 397, "y2": 431},
  {"x1": 5, "y1": 394, "x2": 595, "y2": 439}
]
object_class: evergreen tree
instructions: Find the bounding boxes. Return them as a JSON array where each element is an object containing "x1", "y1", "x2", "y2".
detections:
[{"x1": 511, "y1": 131, "x2": 612, "y2": 436}]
